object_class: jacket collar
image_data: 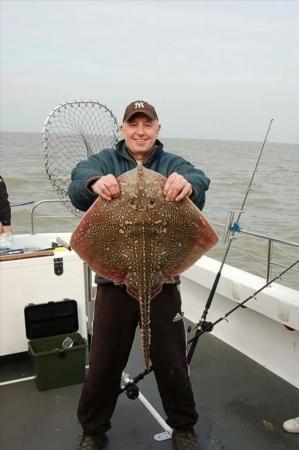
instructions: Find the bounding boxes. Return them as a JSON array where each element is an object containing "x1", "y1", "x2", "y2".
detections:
[{"x1": 115, "y1": 139, "x2": 164, "y2": 165}]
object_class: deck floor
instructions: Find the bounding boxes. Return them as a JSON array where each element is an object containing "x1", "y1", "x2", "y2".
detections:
[{"x1": 0, "y1": 324, "x2": 298, "y2": 450}]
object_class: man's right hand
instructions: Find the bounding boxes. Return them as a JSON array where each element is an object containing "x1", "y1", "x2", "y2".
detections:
[{"x1": 90, "y1": 174, "x2": 120, "y2": 201}]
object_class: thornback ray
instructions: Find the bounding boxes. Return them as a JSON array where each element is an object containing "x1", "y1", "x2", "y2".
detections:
[{"x1": 70, "y1": 164, "x2": 218, "y2": 369}]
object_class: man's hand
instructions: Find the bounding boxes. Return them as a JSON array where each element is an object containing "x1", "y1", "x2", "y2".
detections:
[
  {"x1": 163, "y1": 172, "x2": 192, "y2": 202},
  {"x1": 0, "y1": 225, "x2": 12, "y2": 234},
  {"x1": 91, "y1": 174, "x2": 120, "y2": 201}
]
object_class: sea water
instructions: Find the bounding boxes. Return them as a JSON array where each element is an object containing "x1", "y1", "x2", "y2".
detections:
[{"x1": 0, "y1": 132, "x2": 298, "y2": 290}]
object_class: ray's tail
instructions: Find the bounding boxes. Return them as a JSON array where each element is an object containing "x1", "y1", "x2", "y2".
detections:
[{"x1": 139, "y1": 291, "x2": 152, "y2": 369}]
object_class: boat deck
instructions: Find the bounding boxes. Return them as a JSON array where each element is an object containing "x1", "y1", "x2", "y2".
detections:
[{"x1": 0, "y1": 325, "x2": 298, "y2": 450}]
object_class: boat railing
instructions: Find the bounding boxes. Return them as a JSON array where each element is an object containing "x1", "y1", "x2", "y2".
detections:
[
  {"x1": 30, "y1": 199, "x2": 75, "y2": 234},
  {"x1": 214, "y1": 211, "x2": 299, "y2": 283},
  {"x1": 30, "y1": 200, "x2": 299, "y2": 285}
]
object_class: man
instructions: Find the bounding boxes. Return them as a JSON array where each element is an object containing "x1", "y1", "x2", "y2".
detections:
[
  {"x1": 69, "y1": 101, "x2": 210, "y2": 450},
  {"x1": 0, "y1": 175, "x2": 12, "y2": 234}
]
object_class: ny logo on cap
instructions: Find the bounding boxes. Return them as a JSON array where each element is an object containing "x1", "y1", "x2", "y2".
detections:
[{"x1": 134, "y1": 101, "x2": 144, "y2": 109}]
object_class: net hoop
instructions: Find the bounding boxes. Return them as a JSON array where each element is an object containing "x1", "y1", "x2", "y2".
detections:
[{"x1": 42, "y1": 100, "x2": 120, "y2": 216}]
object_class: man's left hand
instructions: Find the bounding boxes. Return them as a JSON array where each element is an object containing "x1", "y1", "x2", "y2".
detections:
[
  {"x1": 163, "y1": 172, "x2": 192, "y2": 202},
  {"x1": 0, "y1": 225, "x2": 12, "y2": 234}
]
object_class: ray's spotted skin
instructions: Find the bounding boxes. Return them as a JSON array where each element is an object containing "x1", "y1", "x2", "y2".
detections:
[{"x1": 71, "y1": 164, "x2": 218, "y2": 368}]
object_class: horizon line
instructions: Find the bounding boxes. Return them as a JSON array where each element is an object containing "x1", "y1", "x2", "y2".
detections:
[{"x1": 1, "y1": 129, "x2": 299, "y2": 146}]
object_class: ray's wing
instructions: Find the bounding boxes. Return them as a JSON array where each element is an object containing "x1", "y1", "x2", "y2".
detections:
[
  {"x1": 70, "y1": 165, "x2": 218, "y2": 370},
  {"x1": 157, "y1": 197, "x2": 218, "y2": 278},
  {"x1": 71, "y1": 195, "x2": 132, "y2": 284}
]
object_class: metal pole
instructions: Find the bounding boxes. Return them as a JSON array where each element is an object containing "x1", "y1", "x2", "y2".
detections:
[{"x1": 266, "y1": 239, "x2": 273, "y2": 283}]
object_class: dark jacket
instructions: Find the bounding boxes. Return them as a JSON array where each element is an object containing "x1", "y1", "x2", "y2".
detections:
[
  {"x1": 69, "y1": 140, "x2": 210, "y2": 211},
  {"x1": 68, "y1": 140, "x2": 210, "y2": 284},
  {"x1": 0, "y1": 176, "x2": 11, "y2": 226}
]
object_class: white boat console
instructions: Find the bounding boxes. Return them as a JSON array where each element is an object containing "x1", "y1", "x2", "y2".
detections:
[{"x1": 0, "y1": 233, "x2": 88, "y2": 356}]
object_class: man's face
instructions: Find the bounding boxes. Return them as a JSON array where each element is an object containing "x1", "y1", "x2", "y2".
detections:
[{"x1": 120, "y1": 113, "x2": 161, "y2": 160}]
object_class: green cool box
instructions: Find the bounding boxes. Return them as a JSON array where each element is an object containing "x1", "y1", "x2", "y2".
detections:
[{"x1": 24, "y1": 299, "x2": 87, "y2": 391}]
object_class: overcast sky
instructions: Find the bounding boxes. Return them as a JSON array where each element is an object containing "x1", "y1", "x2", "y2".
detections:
[{"x1": 1, "y1": 0, "x2": 299, "y2": 143}]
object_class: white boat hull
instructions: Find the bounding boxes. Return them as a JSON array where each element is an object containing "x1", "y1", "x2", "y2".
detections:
[{"x1": 181, "y1": 256, "x2": 299, "y2": 388}]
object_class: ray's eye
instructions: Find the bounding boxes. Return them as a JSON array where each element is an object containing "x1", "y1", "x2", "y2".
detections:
[
  {"x1": 149, "y1": 197, "x2": 156, "y2": 206},
  {"x1": 128, "y1": 197, "x2": 137, "y2": 208}
]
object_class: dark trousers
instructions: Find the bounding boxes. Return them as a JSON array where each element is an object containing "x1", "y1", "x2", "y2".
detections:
[{"x1": 77, "y1": 283, "x2": 198, "y2": 435}]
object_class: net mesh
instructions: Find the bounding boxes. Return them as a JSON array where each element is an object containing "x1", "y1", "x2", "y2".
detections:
[{"x1": 42, "y1": 101, "x2": 120, "y2": 216}]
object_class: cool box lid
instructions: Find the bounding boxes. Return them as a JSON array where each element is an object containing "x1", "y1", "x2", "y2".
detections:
[{"x1": 24, "y1": 299, "x2": 79, "y2": 340}]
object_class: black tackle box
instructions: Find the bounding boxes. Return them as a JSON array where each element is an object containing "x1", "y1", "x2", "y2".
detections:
[{"x1": 24, "y1": 299, "x2": 87, "y2": 390}]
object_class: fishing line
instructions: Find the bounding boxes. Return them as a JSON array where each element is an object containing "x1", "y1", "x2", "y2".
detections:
[{"x1": 187, "y1": 118, "x2": 274, "y2": 363}]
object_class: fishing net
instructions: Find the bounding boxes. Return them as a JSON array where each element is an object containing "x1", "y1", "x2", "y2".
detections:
[{"x1": 42, "y1": 101, "x2": 120, "y2": 216}]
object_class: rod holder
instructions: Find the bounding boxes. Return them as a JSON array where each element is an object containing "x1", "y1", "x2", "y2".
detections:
[
  {"x1": 266, "y1": 240, "x2": 273, "y2": 283},
  {"x1": 223, "y1": 211, "x2": 235, "y2": 244}
]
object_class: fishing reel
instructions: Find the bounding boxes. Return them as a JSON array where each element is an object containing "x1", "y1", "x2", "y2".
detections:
[
  {"x1": 199, "y1": 320, "x2": 214, "y2": 333},
  {"x1": 121, "y1": 369, "x2": 151, "y2": 399},
  {"x1": 188, "y1": 320, "x2": 214, "y2": 334},
  {"x1": 124, "y1": 382, "x2": 139, "y2": 400}
]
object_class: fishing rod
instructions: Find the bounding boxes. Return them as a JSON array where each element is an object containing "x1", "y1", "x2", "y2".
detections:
[
  {"x1": 187, "y1": 118, "x2": 274, "y2": 363},
  {"x1": 120, "y1": 258, "x2": 298, "y2": 399},
  {"x1": 188, "y1": 258, "x2": 299, "y2": 345},
  {"x1": 121, "y1": 119, "x2": 276, "y2": 397}
]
